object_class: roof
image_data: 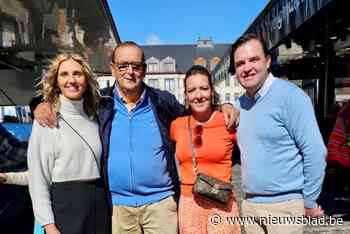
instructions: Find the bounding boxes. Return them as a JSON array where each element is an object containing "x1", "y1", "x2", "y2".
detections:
[{"x1": 141, "y1": 43, "x2": 231, "y2": 73}]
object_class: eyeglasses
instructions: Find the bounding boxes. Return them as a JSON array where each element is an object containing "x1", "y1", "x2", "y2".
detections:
[
  {"x1": 193, "y1": 124, "x2": 203, "y2": 147},
  {"x1": 113, "y1": 62, "x2": 145, "y2": 72}
]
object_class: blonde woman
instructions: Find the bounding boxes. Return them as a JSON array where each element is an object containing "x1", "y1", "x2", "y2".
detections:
[{"x1": 28, "y1": 53, "x2": 109, "y2": 234}]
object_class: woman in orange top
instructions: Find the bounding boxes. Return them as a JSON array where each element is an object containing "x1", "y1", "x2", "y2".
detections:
[{"x1": 170, "y1": 65, "x2": 240, "y2": 234}]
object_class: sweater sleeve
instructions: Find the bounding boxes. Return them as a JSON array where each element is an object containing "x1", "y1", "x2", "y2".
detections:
[
  {"x1": 4, "y1": 171, "x2": 29, "y2": 185},
  {"x1": 284, "y1": 88, "x2": 327, "y2": 209},
  {"x1": 27, "y1": 121, "x2": 56, "y2": 226}
]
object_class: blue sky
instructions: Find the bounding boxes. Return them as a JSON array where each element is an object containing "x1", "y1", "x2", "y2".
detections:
[{"x1": 108, "y1": 0, "x2": 270, "y2": 45}]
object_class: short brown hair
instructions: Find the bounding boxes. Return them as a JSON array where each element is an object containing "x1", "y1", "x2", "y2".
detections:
[{"x1": 229, "y1": 33, "x2": 269, "y2": 74}]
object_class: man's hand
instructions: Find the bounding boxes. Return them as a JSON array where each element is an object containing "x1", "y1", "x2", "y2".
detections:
[
  {"x1": 305, "y1": 204, "x2": 324, "y2": 218},
  {"x1": 221, "y1": 103, "x2": 240, "y2": 130},
  {"x1": 0, "y1": 173, "x2": 7, "y2": 183},
  {"x1": 44, "y1": 224, "x2": 61, "y2": 234},
  {"x1": 34, "y1": 102, "x2": 57, "y2": 127}
]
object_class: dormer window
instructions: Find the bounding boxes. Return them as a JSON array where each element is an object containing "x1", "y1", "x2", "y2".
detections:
[
  {"x1": 161, "y1": 57, "x2": 176, "y2": 72},
  {"x1": 146, "y1": 57, "x2": 160, "y2": 73}
]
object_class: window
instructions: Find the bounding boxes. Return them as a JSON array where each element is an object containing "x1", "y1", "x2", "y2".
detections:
[
  {"x1": 161, "y1": 57, "x2": 176, "y2": 72},
  {"x1": 225, "y1": 93, "x2": 231, "y2": 102},
  {"x1": 146, "y1": 57, "x2": 160, "y2": 73},
  {"x1": 147, "y1": 63, "x2": 159, "y2": 73},
  {"x1": 2, "y1": 22, "x2": 16, "y2": 47},
  {"x1": 0, "y1": 105, "x2": 32, "y2": 141},
  {"x1": 225, "y1": 73, "x2": 230, "y2": 87},
  {"x1": 163, "y1": 62, "x2": 174, "y2": 72},
  {"x1": 148, "y1": 79, "x2": 159, "y2": 89},
  {"x1": 210, "y1": 57, "x2": 220, "y2": 71},
  {"x1": 164, "y1": 78, "x2": 175, "y2": 92},
  {"x1": 233, "y1": 77, "x2": 239, "y2": 86}
]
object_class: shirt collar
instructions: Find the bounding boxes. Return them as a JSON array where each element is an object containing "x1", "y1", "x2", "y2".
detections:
[
  {"x1": 254, "y1": 73, "x2": 275, "y2": 100},
  {"x1": 114, "y1": 82, "x2": 147, "y2": 108}
]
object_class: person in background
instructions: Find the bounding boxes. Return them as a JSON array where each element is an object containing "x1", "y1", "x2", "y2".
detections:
[
  {"x1": 232, "y1": 33, "x2": 326, "y2": 234},
  {"x1": 28, "y1": 53, "x2": 109, "y2": 234},
  {"x1": 0, "y1": 170, "x2": 28, "y2": 185},
  {"x1": 326, "y1": 100, "x2": 350, "y2": 202},
  {"x1": 170, "y1": 65, "x2": 240, "y2": 234},
  {"x1": 0, "y1": 170, "x2": 45, "y2": 234},
  {"x1": 327, "y1": 100, "x2": 350, "y2": 167},
  {"x1": 0, "y1": 123, "x2": 34, "y2": 234}
]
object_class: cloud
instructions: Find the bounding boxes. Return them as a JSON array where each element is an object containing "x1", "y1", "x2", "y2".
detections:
[{"x1": 146, "y1": 34, "x2": 162, "y2": 45}]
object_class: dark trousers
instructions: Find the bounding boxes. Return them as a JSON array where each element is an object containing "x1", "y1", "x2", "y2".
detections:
[{"x1": 50, "y1": 179, "x2": 111, "y2": 234}]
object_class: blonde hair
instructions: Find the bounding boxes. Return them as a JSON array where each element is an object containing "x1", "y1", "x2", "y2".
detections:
[{"x1": 39, "y1": 53, "x2": 101, "y2": 118}]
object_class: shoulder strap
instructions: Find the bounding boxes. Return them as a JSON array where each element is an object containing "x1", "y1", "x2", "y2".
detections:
[
  {"x1": 57, "y1": 113, "x2": 101, "y2": 173},
  {"x1": 187, "y1": 116, "x2": 198, "y2": 175},
  {"x1": 187, "y1": 115, "x2": 233, "y2": 182}
]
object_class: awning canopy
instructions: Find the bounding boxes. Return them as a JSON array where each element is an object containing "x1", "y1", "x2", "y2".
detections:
[{"x1": 0, "y1": 0, "x2": 120, "y2": 105}]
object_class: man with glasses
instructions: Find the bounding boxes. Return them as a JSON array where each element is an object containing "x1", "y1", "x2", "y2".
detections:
[
  {"x1": 103, "y1": 41, "x2": 181, "y2": 234},
  {"x1": 34, "y1": 41, "x2": 237, "y2": 234}
]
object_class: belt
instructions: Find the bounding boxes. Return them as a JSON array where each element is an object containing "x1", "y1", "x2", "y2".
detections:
[{"x1": 245, "y1": 190, "x2": 302, "y2": 199}]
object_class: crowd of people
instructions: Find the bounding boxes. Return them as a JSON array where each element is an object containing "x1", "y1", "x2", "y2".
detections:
[{"x1": 1, "y1": 33, "x2": 348, "y2": 234}]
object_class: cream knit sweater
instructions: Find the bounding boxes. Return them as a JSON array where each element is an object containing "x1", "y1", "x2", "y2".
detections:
[{"x1": 28, "y1": 95, "x2": 102, "y2": 226}]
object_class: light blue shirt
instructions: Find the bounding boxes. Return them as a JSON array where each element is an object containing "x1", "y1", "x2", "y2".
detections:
[{"x1": 254, "y1": 73, "x2": 276, "y2": 100}]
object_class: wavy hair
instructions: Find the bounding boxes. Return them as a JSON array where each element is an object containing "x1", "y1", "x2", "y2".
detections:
[{"x1": 39, "y1": 53, "x2": 101, "y2": 118}]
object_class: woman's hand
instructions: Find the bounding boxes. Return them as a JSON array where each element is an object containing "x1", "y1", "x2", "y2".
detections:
[
  {"x1": 0, "y1": 173, "x2": 7, "y2": 183},
  {"x1": 44, "y1": 224, "x2": 61, "y2": 234}
]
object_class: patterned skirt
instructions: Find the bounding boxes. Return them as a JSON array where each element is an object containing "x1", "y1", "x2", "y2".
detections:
[{"x1": 179, "y1": 194, "x2": 241, "y2": 234}]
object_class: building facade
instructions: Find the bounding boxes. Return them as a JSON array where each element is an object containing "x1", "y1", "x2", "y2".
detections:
[
  {"x1": 0, "y1": 0, "x2": 120, "y2": 122},
  {"x1": 142, "y1": 38, "x2": 231, "y2": 103},
  {"x1": 236, "y1": 0, "x2": 349, "y2": 141},
  {"x1": 212, "y1": 48, "x2": 245, "y2": 104},
  {"x1": 243, "y1": 0, "x2": 346, "y2": 113}
]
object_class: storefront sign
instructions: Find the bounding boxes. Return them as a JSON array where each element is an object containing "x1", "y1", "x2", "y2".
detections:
[{"x1": 247, "y1": 0, "x2": 333, "y2": 49}]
